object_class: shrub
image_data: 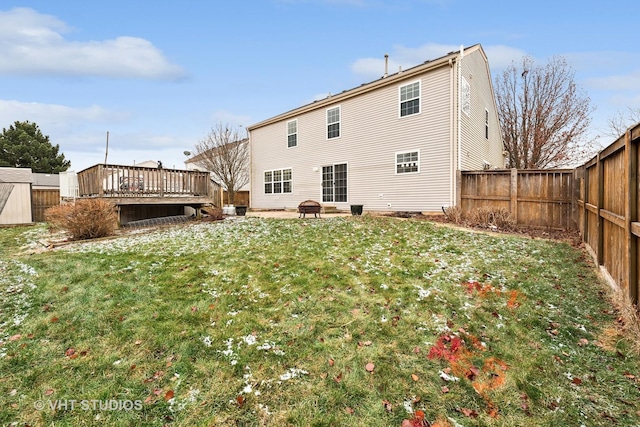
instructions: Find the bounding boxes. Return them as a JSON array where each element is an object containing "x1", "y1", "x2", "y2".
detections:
[
  {"x1": 442, "y1": 205, "x2": 464, "y2": 224},
  {"x1": 45, "y1": 199, "x2": 118, "y2": 240},
  {"x1": 202, "y1": 206, "x2": 224, "y2": 221},
  {"x1": 468, "y1": 207, "x2": 515, "y2": 230}
]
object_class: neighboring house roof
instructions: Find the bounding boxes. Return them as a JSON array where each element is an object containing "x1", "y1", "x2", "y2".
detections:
[
  {"x1": 185, "y1": 138, "x2": 249, "y2": 165},
  {"x1": 32, "y1": 173, "x2": 60, "y2": 187},
  {"x1": 135, "y1": 160, "x2": 162, "y2": 168},
  {"x1": 0, "y1": 167, "x2": 33, "y2": 184},
  {"x1": 248, "y1": 44, "x2": 482, "y2": 130}
]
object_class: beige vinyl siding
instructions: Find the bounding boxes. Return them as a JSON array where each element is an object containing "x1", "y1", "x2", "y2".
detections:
[
  {"x1": 251, "y1": 65, "x2": 453, "y2": 212},
  {"x1": 459, "y1": 47, "x2": 505, "y2": 170},
  {"x1": 0, "y1": 183, "x2": 32, "y2": 225}
]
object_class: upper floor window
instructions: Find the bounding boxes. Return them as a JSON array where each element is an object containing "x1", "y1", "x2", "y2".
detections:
[
  {"x1": 327, "y1": 106, "x2": 340, "y2": 139},
  {"x1": 287, "y1": 120, "x2": 297, "y2": 148},
  {"x1": 264, "y1": 168, "x2": 293, "y2": 194},
  {"x1": 400, "y1": 81, "x2": 420, "y2": 117},
  {"x1": 396, "y1": 150, "x2": 420, "y2": 174},
  {"x1": 461, "y1": 77, "x2": 471, "y2": 117},
  {"x1": 485, "y1": 109, "x2": 489, "y2": 139}
]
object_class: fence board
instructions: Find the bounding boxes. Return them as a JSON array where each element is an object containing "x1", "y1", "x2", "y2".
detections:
[
  {"x1": 575, "y1": 122, "x2": 640, "y2": 304},
  {"x1": 459, "y1": 169, "x2": 574, "y2": 230},
  {"x1": 32, "y1": 189, "x2": 60, "y2": 222}
]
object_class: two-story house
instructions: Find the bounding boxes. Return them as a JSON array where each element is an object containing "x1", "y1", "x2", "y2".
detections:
[{"x1": 248, "y1": 44, "x2": 505, "y2": 212}]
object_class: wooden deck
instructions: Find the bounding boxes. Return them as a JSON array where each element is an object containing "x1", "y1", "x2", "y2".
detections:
[{"x1": 77, "y1": 164, "x2": 220, "y2": 224}]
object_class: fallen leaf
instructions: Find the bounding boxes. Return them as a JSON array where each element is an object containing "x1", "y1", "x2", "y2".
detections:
[
  {"x1": 624, "y1": 372, "x2": 636, "y2": 380},
  {"x1": 50, "y1": 317, "x2": 59, "y2": 323},
  {"x1": 65, "y1": 348, "x2": 75, "y2": 357},
  {"x1": 345, "y1": 407, "x2": 355, "y2": 415},
  {"x1": 365, "y1": 362, "x2": 375, "y2": 372},
  {"x1": 191, "y1": 306, "x2": 198, "y2": 312},
  {"x1": 411, "y1": 373, "x2": 419, "y2": 382},
  {"x1": 578, "y1": 338, "x2": 589, "y2": 346},
  {"x1": 334, "y1": 372, "x2": 343, "y2": 383},
  {"x1": 45, "y1": 389, "x2": 54, "y2": 396},
  {"x1": 144, "y1": 395, "x2": 154, "y2": 404},
  {"x1": 236, "y1": 395, "x2": 245, "y2": 407},
  {"x1": 9, "y1": 334, "x2": 21, "y2": 341},
  {"x1": 382, "y1": 399, "x2": 393, "y2": 412},
  {"x1": 134, "y1": 340, "x2": 142, "y2": 345},
  {"x1": 328, "y1": 358, "x2": 335, "y2": 367},
  {"x1": 413, "y1": 346, "x2": 421, "y2": 354},
  {"x1": 461, "y1": 407, "x2": 479, "y2": 418},
  {"x1": 441, "y1": 386, "x2": 449, "y2": 393},
  {"x1": 572, "y1": 377, "x2": 583, "y2": 385},
  {"x1": 320, "y1": 373, "x2": 327, "y2": 379},
  {"x1": 164, "y1": 390, "x2": 174, "y2": 401}
]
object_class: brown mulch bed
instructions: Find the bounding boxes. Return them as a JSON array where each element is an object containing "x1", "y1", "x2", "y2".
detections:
[{"x1": 384, "y1": 211, "x2": 583, "y2": 247}]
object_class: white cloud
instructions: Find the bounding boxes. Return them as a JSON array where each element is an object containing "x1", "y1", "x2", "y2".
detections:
[
  {"x1": 0, "y1": 7, "x2": 186, "y2": 80},
  {"x1": 483, "y1": 45, "x2": 528, "y2": 70},
  {"x1": 0, "y1": 99, "x2": 127, "y2": 126},
  {"x1": 209, "y1": 110, "x2": 253, "y2": 131},
  {"x1": 584, "y1": 71, "x2": 640, "y2": 92}
]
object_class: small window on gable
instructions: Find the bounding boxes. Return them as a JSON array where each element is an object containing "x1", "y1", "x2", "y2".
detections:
[
  {"x1": 396, "y1": 150, "x2": 419, "y2": 174},
  {"x1": 462, "y1": 77, "x2": 471, "y2": 117},
  {"x1": 327, "y1": 106, "x2": 340, "y2": 139},
  {"x1": 400, "y1": 81, "x2": 420, "y2": 117},
  {"x1": 485, "y1": 109, "x2": 489, "y2": 139},
  {"x1": 287, "y1": 120, "x2": 297, "y2": 148}
]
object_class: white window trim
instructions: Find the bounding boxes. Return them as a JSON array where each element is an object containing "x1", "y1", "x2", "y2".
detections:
[
  {"x1": 398, "y1": 80, "x2": 421, "y2": 118},
  {"x1": 485, "y1": 108, "x2": 489, "y2": 140},
  {"x1": 326, "y1": 105, "x2": 341, "y2": 140},
  {"x1": 264, "y1": 167, "x2": 293, "y2": 194},
  {"x1": 320, "y1": 161, "x2": 348, "y2": 203},
  {"x1": 287, "y1": 119, "x2": 298, "y2": 148},
  {"x1": 462, "y1": 77, "x2": 471, "y2": 117},
  {"x1": 395, "y1": 149, "x2": 420, "y2": 175}
]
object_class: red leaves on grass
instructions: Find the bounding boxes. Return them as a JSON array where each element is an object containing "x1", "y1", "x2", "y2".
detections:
[
  {"x1": 365, "y1": 362, "x2": 375, "y2": 373},
  {"x1": 164, "y1": 390, "x2": 175, "y2": 401},
  {"x1": 428, "y1": 334, "x2": 464, "y2": 362},
  {"x1": 401, "y1": 410, "x2": 429, "y2": 427}
]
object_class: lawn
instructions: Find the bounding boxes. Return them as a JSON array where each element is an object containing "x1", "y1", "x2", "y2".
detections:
[{"x1": 0, "y1": 216, "x2": 639, "y2": 426}]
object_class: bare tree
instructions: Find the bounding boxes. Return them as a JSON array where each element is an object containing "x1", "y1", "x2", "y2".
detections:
[
  {"x1": 606, "y1": 107, "x2": 640, "y2": 138},
  {"x1": 495, "y1": 55, "x2": 595, "y2": 168},
  {"x1": 193, "y1": 123, "x2": 249, "y2": 205}
]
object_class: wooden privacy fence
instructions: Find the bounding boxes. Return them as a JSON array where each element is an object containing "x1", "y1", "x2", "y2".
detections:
[
  {"x1": 574, "y1": 123, "x2": 640, "y2": 304},
  {"x1": 457, "y1": 169, "x2": 575, "y2": 230}
]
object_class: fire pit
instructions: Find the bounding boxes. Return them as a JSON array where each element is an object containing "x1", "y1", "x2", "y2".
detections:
[{"x1": 298, "y1": 200, "x2": 322, "y2": 218}]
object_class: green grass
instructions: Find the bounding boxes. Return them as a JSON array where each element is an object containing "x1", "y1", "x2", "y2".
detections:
[{"x1": 1, "y1": 216, "x2": 639, "y2": 426}]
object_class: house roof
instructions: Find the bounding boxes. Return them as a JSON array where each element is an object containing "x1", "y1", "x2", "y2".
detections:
[
  {"x1": 32, "y1": 173, "x2": 60, "y2": 187},
  {"x1": 247, "y1": 44, "x2": 483, "y2": 131},
  {"x1": 0, "y1": 167, "x2": 33, "y2": 184},
  {"x1": 185, "y1": 138, "x2": 249, "y2": 164}
]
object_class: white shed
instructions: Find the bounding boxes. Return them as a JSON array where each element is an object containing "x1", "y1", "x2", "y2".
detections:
[{"x1": 0, "y1": 167, "x2": 33, "y2": 225}]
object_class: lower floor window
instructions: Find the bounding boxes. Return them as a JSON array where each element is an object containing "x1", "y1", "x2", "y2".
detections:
[
  {"x1": 264, "y1": 168, "x2": 292, "y2": 194},
  {"x1": 396, "y1": 150, "x2": 419, "y2": 174}
]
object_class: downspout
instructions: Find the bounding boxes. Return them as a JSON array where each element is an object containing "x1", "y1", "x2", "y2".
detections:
[
  {"x1": 457, "y1": 45, "x2": 464, "y2": 172},
  {"x1": 449, "y1": 57, "x2": 456, "y2": 206}
]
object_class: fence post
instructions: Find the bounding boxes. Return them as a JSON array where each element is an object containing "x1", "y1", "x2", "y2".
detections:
[
  {"x1": 596, "y1": 153, "x2": 604, "y2": 266},
  {"x1": 455, "y1": 170, "x2": 462, "y2": 207},
  {"x1": 510, "y1": 169, "x2": 518, "y2": 225},
  {"x1": 625, "y1": 129, "x2": 638, "y2": 303},
  {"x1": 98, "y1": 164, "x2": 104, "y2": 197}
]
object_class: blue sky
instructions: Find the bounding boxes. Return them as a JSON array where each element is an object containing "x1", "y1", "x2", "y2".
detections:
[{"x1": 0, "y1": 0, "x2": 638, "y2": 171}]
